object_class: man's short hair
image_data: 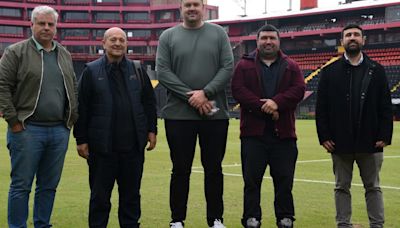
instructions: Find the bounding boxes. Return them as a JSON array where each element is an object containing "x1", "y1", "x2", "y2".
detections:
[
  {"x1": 341, "y1": 24, "x2": 363, "y2": 38},
  {"x1": 31, "y1": 5, "x2": 58, "y2": 24},
  {"x1": 256, "y1": 24, "x2": 280, "y2": 39},
  {"x1": 180, "y1": 0, "x2": 204, "y2": 5}
]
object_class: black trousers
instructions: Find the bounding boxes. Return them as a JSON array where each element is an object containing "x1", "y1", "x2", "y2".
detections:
[
  {"x1": 165, "y1": 119, "x2": 229, "y2": 227},
  {"x1": 241, "y1": 135, "x2": 298, "y2": 225},
  {"x1": 88, "y1": 149, "x2": 144, "y2": 228}
]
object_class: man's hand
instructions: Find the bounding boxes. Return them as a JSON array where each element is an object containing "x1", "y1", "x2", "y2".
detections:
[
  {"x1": 77, "y1": 143, "x2": 89, "y2": 159},
  {"x1": 147, "y1": 132, "x2": 157, "y2": 151},
  {"x1": 272, "y1": 111, "x2": 279, "y2": 121},
  {"x1": 322, "y1": 140, "x2": 335, "y2": 153},
  {"x1": 11, "y1": 122, "x2": 23, "y2": 133},
  {"x1": 187, "y1": 90, "x2": 208, "y2": 109},
  {"x1": 260, "y1": 99, "x2": 278, "y2": 114},
  {"x1": 375, "y1": 141, "x2": 387, "y2": 148},
  {"x1": 198, "y1": 101, "x2": 213, "y2": 115}
]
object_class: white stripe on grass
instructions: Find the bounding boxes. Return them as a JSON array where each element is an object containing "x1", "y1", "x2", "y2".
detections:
[
  {"x1": 192, "y1": 156, "x2": 400, "y2": 169},
  {"x1": 191, "y1": 156, "x2": 400, "y2": 190},
  {"x1": 191, "y1": 170, "x2": 400, "y2": 190}
]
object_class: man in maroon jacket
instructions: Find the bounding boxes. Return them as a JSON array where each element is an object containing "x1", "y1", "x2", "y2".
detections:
[{"x1": 231, "y1": 24, "x2": 305, "y2": 228}]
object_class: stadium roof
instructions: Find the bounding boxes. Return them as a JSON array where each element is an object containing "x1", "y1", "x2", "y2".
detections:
[{"x1": 207, "y1": 0, "x2": 400, "y2": 24}]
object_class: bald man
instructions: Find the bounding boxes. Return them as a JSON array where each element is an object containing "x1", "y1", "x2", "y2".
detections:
[{"x1": 73, "y1": 27, "x2": 157, "y2": 228}]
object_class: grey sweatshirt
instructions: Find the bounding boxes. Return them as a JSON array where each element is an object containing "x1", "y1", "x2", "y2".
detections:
[{"x1": 156, "y1": 22, "x2": 234, "y2": 120}]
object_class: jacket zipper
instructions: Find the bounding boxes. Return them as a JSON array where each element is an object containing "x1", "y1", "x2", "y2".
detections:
[
  {"x1": 356, "y1": 66, "x2": 371, "y2": 135},
  {"x1": 348, "y1": 69, "x2": 353, "y2": 135},
  {"x1": 21, "y1": 51, "x2": 44, "y2": 128},
  {"x1": 58, "y1": 55, "x2": 72, "y2": 129}
]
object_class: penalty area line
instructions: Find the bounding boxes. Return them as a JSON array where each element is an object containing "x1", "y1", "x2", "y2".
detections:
[
  {"x1": 192, "y1": 156, "x2": 400, "y2": 169},
  {"x1": 191, "y1": 170, "x2": 400, "y2": 191}
]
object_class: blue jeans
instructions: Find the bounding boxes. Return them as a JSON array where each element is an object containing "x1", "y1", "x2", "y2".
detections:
[{"x1": 7, "y1": 123, "x2": 70, "y2": 228}]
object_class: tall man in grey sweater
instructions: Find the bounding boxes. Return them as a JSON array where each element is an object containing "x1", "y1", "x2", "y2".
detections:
[
  {"x1": 156, "y1": 0, "x2": 233, "y2": 227},
  {"x1": 0, "y1": 5, "x2": 78, "y2": 228}
]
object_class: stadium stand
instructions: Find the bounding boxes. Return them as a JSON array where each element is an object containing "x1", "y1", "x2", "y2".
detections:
[{"x1": 0, "y1": 0, "x2": 399, "y2": 118}]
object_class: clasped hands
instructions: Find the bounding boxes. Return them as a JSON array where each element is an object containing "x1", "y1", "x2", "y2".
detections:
[
  {"x1": 187, "y1": 90, "x2": 214, "y2": 115},
  {"x1": 260, "y1": 98, "x2": 279, "y2": 120}
]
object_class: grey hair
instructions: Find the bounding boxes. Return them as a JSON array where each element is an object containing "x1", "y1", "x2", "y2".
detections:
[{"x1": 31, "y1": 5, "x2": 58, "y2": 24}]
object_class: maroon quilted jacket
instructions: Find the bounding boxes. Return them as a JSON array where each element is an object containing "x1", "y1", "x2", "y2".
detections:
[{"x1": 231, "y1": 49, "x2": 305, "y2": 139}]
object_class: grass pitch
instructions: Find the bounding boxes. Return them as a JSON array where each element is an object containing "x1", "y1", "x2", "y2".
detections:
[{"x1": 0, "y1": 120, "x2": 399, "y2": 227}]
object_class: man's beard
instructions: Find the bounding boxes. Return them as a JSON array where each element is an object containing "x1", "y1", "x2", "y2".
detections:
[
  {"x1": 258, "y1": 47, "x2": 277, "y2": 59},
  {"x1": 344, "y1": 42, "x2": 362, "y2": 56}
]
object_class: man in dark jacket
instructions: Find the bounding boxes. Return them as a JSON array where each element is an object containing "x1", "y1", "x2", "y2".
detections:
[
  {"x1": 73, "y1": 27, "x2": 157, "y2": 228},
  {"x1": 316, "y1": 24, "x2": 392, "y2": 228},
  {"x1": 231, "y1": 24, "x2": 305, "y2": 228}
]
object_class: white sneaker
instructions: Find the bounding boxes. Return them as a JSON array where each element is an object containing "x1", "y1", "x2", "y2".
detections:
[
  {"x1": 246, "y1": 217, "x2": 261, "y2": 228},
  {"x1": 210, "y1": 219, "x2": 226, "y2": 228},
  {"x1": 170, "y1": 221, "x2": 184, "y2": 228},
  {"x1": 278, "y1": 218, "x2": 293, "y2": 228}
]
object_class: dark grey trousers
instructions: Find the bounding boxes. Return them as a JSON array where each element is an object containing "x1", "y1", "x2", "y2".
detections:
[{"x1": 331, "y1": 152, "x2": 384, "y2": 228}]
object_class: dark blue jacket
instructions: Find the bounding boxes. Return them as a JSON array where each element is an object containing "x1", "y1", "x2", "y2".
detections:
[{"x1": 73, "y1": 55, "x2": 157, "y2": 154}]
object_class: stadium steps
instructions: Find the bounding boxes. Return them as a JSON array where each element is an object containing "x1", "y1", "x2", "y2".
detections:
[
  {"x1": 304, "y1": 56, "x2": 340, "y2": 83},
  {"x1": 391, "y1": 81, "x2": 400, "y2": 94}
]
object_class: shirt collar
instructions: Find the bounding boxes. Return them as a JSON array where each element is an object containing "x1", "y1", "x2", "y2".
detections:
[
  {"x1": 259, "y1": 54, "x2": 280, "y2": 68},
  {"x1": 32, "y1": 36, "x2": 56, "y2": 51},
  {"x1": 344, "y1": 52, "x2": 364, "y2": 66},
  {"x1": 106, "y1": 56, "x2": 126, "y2": 67},
  {"x1": 105, "y1": 56, "x2": 127, "y2": 75}
]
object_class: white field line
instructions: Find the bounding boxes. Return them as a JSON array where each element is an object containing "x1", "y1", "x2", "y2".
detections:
[
  {"x1": 192, "y1": 156, "x2": 400, "y2": 169},
  {"x1": 191, "y1": 155, "x2": 400, "y2": 191},
  {"x1": 191, "y1": 170, "x2": 400, "y2": 190}
]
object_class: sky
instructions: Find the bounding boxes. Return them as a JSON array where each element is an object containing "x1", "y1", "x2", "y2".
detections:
[{"x1": 207, "y1": 0, "x2": 361, "y2": 20}]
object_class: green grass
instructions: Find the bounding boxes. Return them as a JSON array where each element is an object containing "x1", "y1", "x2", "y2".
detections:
[{"x1": 0, "y1": 120, "x2": 399, "y2": 227}]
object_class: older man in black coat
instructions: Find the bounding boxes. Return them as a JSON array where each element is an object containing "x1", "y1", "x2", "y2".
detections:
[{"x1": 74, "y1": 27, "x2": 157, "y2": 228}]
